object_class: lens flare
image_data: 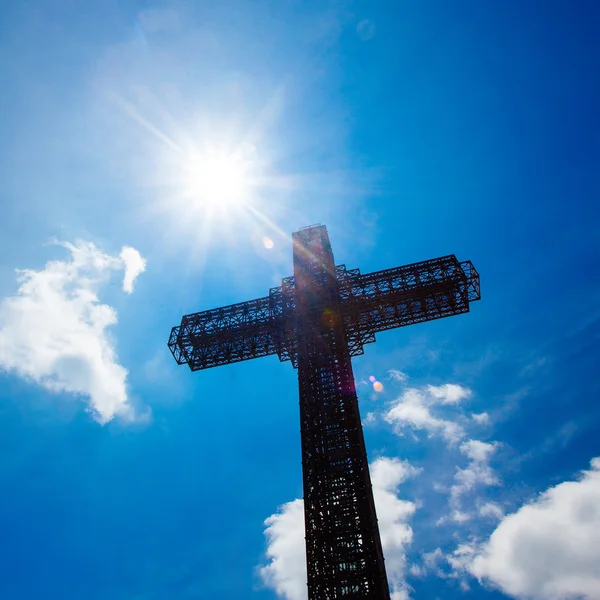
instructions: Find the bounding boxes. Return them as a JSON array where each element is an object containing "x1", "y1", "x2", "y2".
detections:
[
  {"x1": 373, "y1": 381, "x2": 384, "y2": 392},
  {"x1": 322, "y1": 308, "x2": 340, "y2": 327}
]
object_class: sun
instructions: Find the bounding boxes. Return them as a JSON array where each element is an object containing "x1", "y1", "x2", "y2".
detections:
[{"x1": 184, "y1": 146, "x2": 254, "y2": 209}]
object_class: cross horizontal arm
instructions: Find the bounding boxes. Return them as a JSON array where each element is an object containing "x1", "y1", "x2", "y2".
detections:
[
  {"x1": 337, "y1": 255, "x2": 480, "y2": 356},
  {"x1": 168, "y1": 256, "x2": 480, "y2": 370},
  {"x1": 168, "y1": 296, "x2": 282, "y2": 371}
]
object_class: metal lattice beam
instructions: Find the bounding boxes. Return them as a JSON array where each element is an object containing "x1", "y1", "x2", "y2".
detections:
[
  {"x1": 169, "y1": 255, "x2": 480, "y2": 371},
  {"x1": 168, "y1": 296, "x2": 283, "y2": 370},
  {"x1": 338, "y1": 256, "x2": 480, "y2": 358}
]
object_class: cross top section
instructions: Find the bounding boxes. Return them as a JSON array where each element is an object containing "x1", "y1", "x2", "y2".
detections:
[{"x1": 168, "y1": 224, "x2": 480, "y2": 371}]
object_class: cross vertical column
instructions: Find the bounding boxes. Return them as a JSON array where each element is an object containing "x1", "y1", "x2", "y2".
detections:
[{"x1": 293, "y1": 226, "x2": 390, "y2": 599}]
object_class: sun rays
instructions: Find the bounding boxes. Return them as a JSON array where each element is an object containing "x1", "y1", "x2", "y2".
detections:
[{"x1": 104, "y1": 83, "x2": 377, "y2": 278}]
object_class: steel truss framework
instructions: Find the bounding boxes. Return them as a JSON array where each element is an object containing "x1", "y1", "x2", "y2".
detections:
[{"x1": 168, "y1": 225, "x2": 480, "y2": 599}]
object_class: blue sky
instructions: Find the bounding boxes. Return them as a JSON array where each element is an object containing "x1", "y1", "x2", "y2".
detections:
[{"x1": 0, "y1": 1, "x2": 599, "y2": 599}]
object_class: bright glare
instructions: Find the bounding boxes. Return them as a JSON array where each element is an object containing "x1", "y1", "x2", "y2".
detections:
[{"x1": 185, "y1": 147, "x2": 253, "y2": 209}]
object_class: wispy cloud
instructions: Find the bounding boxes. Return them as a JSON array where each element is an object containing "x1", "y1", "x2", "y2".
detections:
[
  {"x1": 259, "y1": 457, "x2": 419, "y2": 600},
  {"x1": 380, "y1": 378, "x2": 503, "y2": 527},
  {"x1": 447, "y1": 440, "x2": 501, "y2": 523},
  {"x1": 388, "y1": 369, "x2": 408, "y2": 383},
  {"x1": 471, "y1": 412, "x2": 490, "y2": 425},
  {"x1": 477, "y1": 501, "x2": 504, "y2": 520},
  {"x1": 0, "y1": 240, "x2": 145, "y2": 422},
  {"x1": 409, "y1": 547, "x2": 446, "y2": 579},
  {"x1": 356, "y1": 19, "x2": 376, "y2": 42},
  {"x1": 363, "y1": 411, "x2": 377, "y2": 426}
]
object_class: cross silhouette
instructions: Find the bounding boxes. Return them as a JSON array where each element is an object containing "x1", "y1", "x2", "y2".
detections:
[{"x1": 169, "y1": 224, "x2": 480, "y2": 599}]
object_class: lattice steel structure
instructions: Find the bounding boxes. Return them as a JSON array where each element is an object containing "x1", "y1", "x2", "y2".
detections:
[{"x1": 168, "y1": 225, "x2": 480, "y2": 599}]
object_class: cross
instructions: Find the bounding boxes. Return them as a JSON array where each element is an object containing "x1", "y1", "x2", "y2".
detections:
[{"x1": 168, "y1": 224, "x2": 480, "y2": 599}]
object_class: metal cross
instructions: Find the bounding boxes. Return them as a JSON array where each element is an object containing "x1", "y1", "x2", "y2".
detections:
[{"x1": 169, "y1": 224, "x2": 480, "y2": 599}]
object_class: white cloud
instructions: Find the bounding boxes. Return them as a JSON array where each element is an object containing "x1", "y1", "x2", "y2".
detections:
[
  {"x1": 371, "y1": 458, "x2": 419, "y2": 600},
  {"x1": 388, "y1": 369, "x2": 408, "y2": 383},
  {"x1": 260, "y1": 499, "x2": 307, "y2": 600},
  {"x1": 409, "y1": 564, "x2": 427, "y2": 578},
  {"x1": 460, "y1": 439, "x2": 497, "y2": 463},
  {"x1": 445, "y1": 510, "x2": 471, "y2": 524},
  {"x1": 465, "y1": 457, "x2": 600, "y2": 600},
  {"x1": 423, "y1": 547, "x2": 445, "y2": 575},
  {"x1": 448, "y1": 441, "x2": 500, "y2": 520},
  {"x1": 411, "y1": 546, "x2": 457, "y2": 580},
  {"x1": 448, "y1": 541, "x2": 478, "y2": 574},
  {"x1": 384, "y1": 387, "x2": 466, "y2": 444},
  {"x1": 120, "y1": 245, "x2": 146, "y2": 293},
  {"x1": 363, "y1": 411, "x2": 377, "y2": 426},
  {"x1": 0, "y1": 240, "x2": 145, "y2": 422},
  {"x1": 471, "y1": 412, "x2": 490, "y2": 425},
  {"x1": 259, "y1": 457, "x2": 419, "y2": 600},
  {"x1": 427, "y1": 384, "x2": 471, "y2": 405},
  {"x1": 477, "y1": 501, "x2": 504, "y2": 520}
]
